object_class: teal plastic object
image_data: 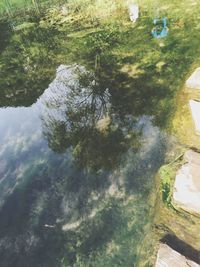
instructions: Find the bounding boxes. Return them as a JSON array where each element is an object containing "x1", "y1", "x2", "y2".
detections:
[{"x1": 152, "y1": 18, "x2": 168, "y2": 39}]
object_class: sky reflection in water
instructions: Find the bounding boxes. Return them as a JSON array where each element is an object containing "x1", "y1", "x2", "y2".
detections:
[{"x1": 0, "y1": 64, "x2": 167, "y2": 267}]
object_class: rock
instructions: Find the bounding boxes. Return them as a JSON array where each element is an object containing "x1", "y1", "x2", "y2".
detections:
[
  {"x1": 96, "y1": 116, "x2": 110, "y2": 132},
  {"x1": 62, "y1": 220, "x2": 81, "y2": 231},
  {"x1": 189, "y1": 100, "x2": 200, "y2": 134},
  {"x1": 173, "y1": 150, "x2": 200, "y2": 213},
  {"x1": 155, "y1": 243, "x2": 200, "y2": 267},
  {"x1": 186, "y1": 68, "x2": 200, "y2": 89}
]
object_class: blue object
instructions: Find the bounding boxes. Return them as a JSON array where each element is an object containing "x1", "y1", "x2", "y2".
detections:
[
  {"x1": 152, "y1": 17, "x2": 168, "y2": 39},
  {"x1": 162, "y1": 18, "x2": 167, "y2": 27}
]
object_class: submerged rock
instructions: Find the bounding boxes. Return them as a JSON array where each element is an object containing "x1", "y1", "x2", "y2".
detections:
[
  {"x1": 189, "y1": 100, "x2": 200, "y2": 134},
  {"x1": 96, "y1": 116, "x2": 110, "y2": 132},
  {"x1": 186, "y1": 68, "x2": 200, "y2": 89},
  {"x1": 155, "y1": 243, "x2": 200, "y2": 267},
  {"x1": 173, "y1": 150, "x2": 200, "y2": 213}
]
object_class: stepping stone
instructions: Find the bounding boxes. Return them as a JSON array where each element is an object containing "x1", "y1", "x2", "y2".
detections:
[
  {"x1": 155, "y1": 243, "x2": 200, "y2": 267},
  {"x1": 189, "y1": 100, "x2": 200, "y2": 134},
  {"x1": 173, "y1": 150, "x2": 200, "y2": 214},
  {"x1": 186, "y1": 68, "x2": 200, "y2": 89}
]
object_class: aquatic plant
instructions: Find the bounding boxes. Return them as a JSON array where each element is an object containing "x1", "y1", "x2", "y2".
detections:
[{"x1": 160, "y1": 165, "x2": 174, "y2": 206}]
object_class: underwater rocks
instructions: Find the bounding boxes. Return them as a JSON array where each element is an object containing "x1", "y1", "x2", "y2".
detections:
[
  {"x1": 155, "y1": 243, "x2": 200, "y2": 267},
  {"x1": 173, "y1": 150, "x2": 200, "y2": 213},
  {"x1": 96, "y1": 116, "x2": 111, "y2": 132},
  {"x1": 186, "y1": 68, "x2": 200, "y2": 89},
  {"x1": 190, "y1": 100, "x2": 200, "y2": 134}
]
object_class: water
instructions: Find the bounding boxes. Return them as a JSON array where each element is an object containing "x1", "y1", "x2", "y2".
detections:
[
  {"x1": 0, "y1": 61, "x2": 168, "y2": 266},
  {"x1": 0, "y1": 15, "x2": 177, "y2": 267}
]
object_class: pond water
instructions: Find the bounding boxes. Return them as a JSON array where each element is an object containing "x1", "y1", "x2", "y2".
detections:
[{"x1": 0, "y1": 15, "x2": 178, "y2": 267}]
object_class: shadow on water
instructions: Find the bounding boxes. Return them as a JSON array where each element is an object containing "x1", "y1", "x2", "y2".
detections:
[{"x1": 0, "y1": 19, "x2": 12, "y2": 54}]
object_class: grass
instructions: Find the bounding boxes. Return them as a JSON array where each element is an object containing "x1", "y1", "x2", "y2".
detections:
[
  {"x1": 160, "y1": 165, "x2": 175, "y2": 206},
  {"x1": 0, "y1": 0, "x2": 55, "y2": 16},
  {"x1": 172, "y1": 85, "x2": 200, "y2": 149}
]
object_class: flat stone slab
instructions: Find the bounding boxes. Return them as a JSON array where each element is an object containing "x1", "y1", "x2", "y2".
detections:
[
  {"x1": 155, "y1": 243, "x2": 200, "y2": 267},
  {"x1": 189, "y1": 100, "x2": 200, "y2": 134},
  {"x1": 186, "y1": 68, "x2": 200, "y2": 89},
  {"x1": 173, "y1": 150, "x2": 200, "y2": 213}
]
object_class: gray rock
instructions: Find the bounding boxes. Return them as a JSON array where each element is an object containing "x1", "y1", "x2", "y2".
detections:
[
  {"x1": 186, "y1": 68, "x2": 200, "y2": 89},
  {"x1": 173, "y1": 150, "x2": 200, "y2": 213},
  {"x1": 189, "y1": 100, "x2": 200, "y2": 134},
  {"x1": 155, "y1": 243, "x2": 200, "y2": 267}
]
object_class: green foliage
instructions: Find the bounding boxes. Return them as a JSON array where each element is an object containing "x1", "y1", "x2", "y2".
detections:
[
  {"x1": 160, "y1": 165, "x2": 175, "y2": 206},
  {"x1": 14, "y1": 21, "x2": 36, "y2": 31},
  {"x1": 0, "y1": 19, "x2": 12, "y2": 53},
  {"x1": 0, "y1": 18, "x2": 61, "y2": 106},
  {"x1": 85, "y1": 25, "x2": 120, "y2": 57},
  {"x1": 0, "y1": 0, "x2": 31, "y2": 15}
]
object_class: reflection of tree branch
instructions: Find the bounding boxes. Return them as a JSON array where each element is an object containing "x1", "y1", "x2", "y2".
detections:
[
  {"x1": 41, "y1": 65, "x2": 141, "y2": 171},
  {"x1": 76, "y1": 91, "x2": 93, "y2": 108}
]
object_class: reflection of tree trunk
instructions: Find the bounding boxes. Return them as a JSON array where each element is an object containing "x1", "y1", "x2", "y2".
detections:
[
  {"x1": 95, "y1": 54, "x2": 100, "y2": 70},
  {"x1": 91, "y1": 94, "x2": 96, "y2": 127},
  {"x1": 95, "y1": 54, "x2": 98, "y2": 70}
]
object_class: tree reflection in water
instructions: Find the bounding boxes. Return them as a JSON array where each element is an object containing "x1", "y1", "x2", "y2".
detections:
[
  {"x1": 0, "y1": 63, "x2": 167, "y2": 267},
  {"x1": 40, "y1": 64, "x2": 141, "y2": 172}
]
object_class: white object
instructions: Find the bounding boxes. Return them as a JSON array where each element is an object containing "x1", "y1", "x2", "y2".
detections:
[
  {"x1": 189, "y1": 100, "x2": 200, "y2": 134},
  {"x1": 173, "y1": 150, "x2": 200, "y2": 214},
  {"x1": 129, "y1": 4, "x2": 139, "y2": 22},
  {"x1": 186, "y1": 67, "x2": 200, "y2": 89},
  {"x1": 156, "y1": 243, "x2": 200, "y2": 267}
]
